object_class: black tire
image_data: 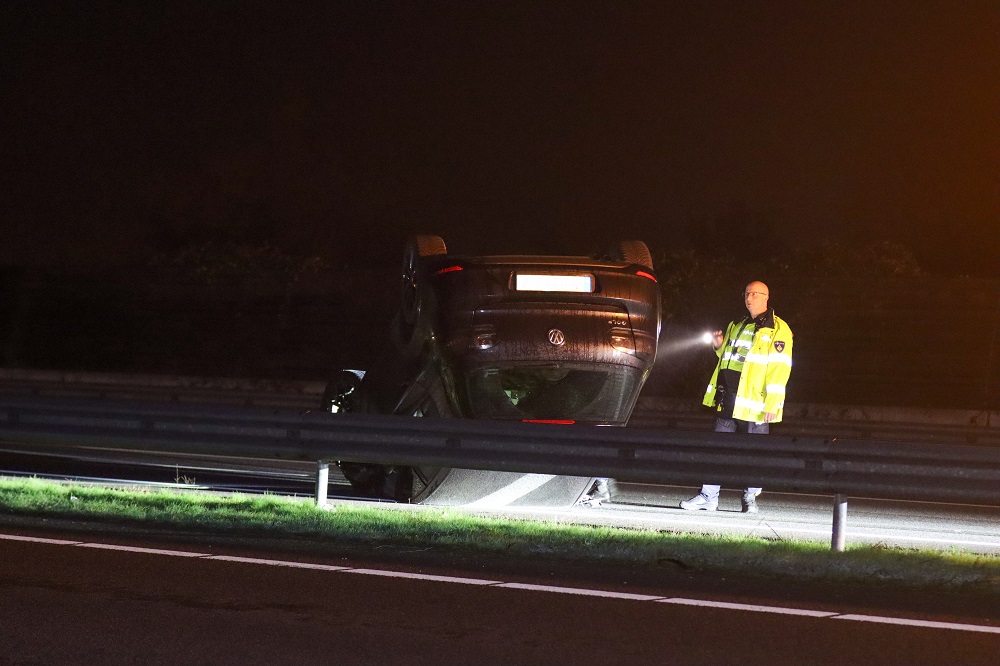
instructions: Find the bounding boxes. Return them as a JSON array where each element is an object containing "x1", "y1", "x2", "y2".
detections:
[
  {"x1": 610, "y1": 240, "x2": 653, "y2": 271},
  {"x1": 389, "y1": 311, "x2": 426, "y2": 359},
  {"x1": 400, "y1": 235, "x2": 447, "y2": 326}
]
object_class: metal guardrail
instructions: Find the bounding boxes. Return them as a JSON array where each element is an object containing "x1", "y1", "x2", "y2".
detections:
[
  {"x1": 0, "y1": 369, "x2": 326, "y2": 409},
  {"x1": 1, "y1": 368, "x2": 997, "y2": 443},
  {"x1": 628, "y1": 412, "x2": 1000, "y2": 446},
  {"x1": 1, "y1": 394, "x2": 1000, "y2": 550}
]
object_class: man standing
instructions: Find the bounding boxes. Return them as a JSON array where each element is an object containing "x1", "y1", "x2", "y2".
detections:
[{"x1": 680, "y1": 280, "x2": 793, "y2": 513}]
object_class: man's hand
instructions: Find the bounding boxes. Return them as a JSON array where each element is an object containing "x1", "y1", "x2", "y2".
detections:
[
  {"x1": 711, "y1": 329, "x2": 724, "y2": 350},
  {"x1": 764, "y1": 412, "x2": 777, "y2": 423}
]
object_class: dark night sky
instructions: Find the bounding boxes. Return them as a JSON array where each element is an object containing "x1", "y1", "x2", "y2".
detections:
[{"x1": 2, "y1": 1, "x2": 997, "y2": 276}]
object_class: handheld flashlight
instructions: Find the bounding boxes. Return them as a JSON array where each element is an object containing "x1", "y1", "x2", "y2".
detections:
[{"x1": 701, "y1": 332, "x2": 715, "y2": 345}]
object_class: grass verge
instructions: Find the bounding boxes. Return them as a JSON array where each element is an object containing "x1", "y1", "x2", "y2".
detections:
[{"x1": 2, "y1": 476, "x2": 999, "y2": 592}]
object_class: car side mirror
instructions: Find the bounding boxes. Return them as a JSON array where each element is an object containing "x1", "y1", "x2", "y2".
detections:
[{"x1": 321, "y1": 370, "x2": 365, "y2": 413}]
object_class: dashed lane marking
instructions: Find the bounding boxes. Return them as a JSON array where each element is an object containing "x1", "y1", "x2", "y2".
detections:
[
  {"x1": 3, "y1": 532, "x2": 999, "y2": 635},
  {"x1": 832, "y1": 614, "x2": 1000, "y2": 633},
  {"x1": 343, "y1": 568, "x2": 502, "y2": 585},
  {"x1": 211, "y1": 555, "x2": 351, "y2": 571},
  {"x1": 659, "y1": 598, "x2": 837, "y2": 617},
  {"x1": 76, "y1": 542, "x2": 208, "y2": 557},
  {"x1": 498, "y1": 583, "x2": 665, "y2": 601}
]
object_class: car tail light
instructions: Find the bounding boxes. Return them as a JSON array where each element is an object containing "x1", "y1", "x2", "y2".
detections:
[
  {"x1": 636, "y1": 270, "x2": 656, "y2": 282},
  {"x1": 434, "y1": 265, "x2": 464, "y2": 275}
]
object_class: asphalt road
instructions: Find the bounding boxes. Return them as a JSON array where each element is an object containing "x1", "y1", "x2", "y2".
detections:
[{"x1": 2, "y1": 525, "x2": 999, "y2": 665}]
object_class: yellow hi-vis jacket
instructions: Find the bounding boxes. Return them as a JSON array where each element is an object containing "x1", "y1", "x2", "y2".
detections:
[{"x1": 702, "y1": 310, "x2": 793, "y2": 423}]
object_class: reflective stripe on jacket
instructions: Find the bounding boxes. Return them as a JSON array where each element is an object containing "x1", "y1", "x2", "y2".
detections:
[{"x1": 702, "y1": 311, "x2": 793, "y2": 423}]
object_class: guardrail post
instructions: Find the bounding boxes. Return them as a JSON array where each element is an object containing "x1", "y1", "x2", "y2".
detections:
[
  {"x1": 315, "y1": 461, "x2": 330, "y2": 508},
  {"x1": 831, "y1": 493, "x2": 848, "y2": 552}
]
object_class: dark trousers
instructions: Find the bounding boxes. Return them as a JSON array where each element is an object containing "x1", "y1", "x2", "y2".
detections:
[{"x1": 699, "y1": 417, "x2": 768, "y2": 499}]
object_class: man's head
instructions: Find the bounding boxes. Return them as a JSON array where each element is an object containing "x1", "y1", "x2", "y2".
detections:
[{"x1": 744, "y1": 281, "x2": 770, "y2": 318}]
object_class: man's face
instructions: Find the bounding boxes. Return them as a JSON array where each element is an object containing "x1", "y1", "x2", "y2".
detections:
[{"x1": 744, "y1": 281, "x2": 769, "y2": 317}]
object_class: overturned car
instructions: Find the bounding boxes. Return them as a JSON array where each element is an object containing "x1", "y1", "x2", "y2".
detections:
[{"x1": 326, "y1": 236, "x2": 661, "y2": 506}]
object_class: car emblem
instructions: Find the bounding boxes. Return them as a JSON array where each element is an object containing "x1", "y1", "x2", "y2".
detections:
[{"x1": 547, "y1": 328, "x2": 566, "y2": 346}]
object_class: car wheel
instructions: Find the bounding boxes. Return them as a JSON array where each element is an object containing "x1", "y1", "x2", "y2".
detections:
[
  {"x1": 389, "y1": 312, "x2": 429, "y2": 360},
  {"x1": 400, "y1": 235, "x2": 447, "y2": 326}
]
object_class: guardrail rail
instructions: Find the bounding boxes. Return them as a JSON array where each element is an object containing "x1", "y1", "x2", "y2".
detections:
[{"x1": 2, "y1": 393, "x2": 1000, "y2": 551}]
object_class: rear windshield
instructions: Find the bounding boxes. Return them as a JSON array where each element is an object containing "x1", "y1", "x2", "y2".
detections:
[{"x1": 462, "y1": 363, "x2": 643, "y2": 424}]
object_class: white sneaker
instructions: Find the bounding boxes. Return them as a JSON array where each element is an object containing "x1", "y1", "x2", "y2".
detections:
[{"x1": 680, "y1": 493, "x2": 718, "y2": 511}]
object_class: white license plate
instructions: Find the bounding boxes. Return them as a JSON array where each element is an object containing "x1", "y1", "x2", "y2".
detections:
[{"x1": 515, "y1": 273, "x2": 594, "y2": 293}]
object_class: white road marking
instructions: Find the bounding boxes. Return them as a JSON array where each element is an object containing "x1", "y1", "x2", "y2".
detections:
[
  {"x1": 498, "y1": 583, "x2": 665, "y2": 601},
  {"x1": 3, "y1": 531, "x2": 999, "y2": 635},
  {"x1": 0, "y1": 534, "x2": 82, "y2": 545},
  {"x1": 660, "y1": 598, "x2": 837, "y2": 617},
  {"x1": 465, "y1": 474, "x2": 556, "y2": 508},
  {"x1": 209, "y1": 555, "x2": 351, "y2": 571},
  {"x1": 834, "y1": 614, "x2": 1000, "y2": 635},
  {"x1": 344, "y1": 568, "x2": 502, "y2": 585},
  {"x1": 75, "y1": 542, "x2": 208, "y2": 557}
]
